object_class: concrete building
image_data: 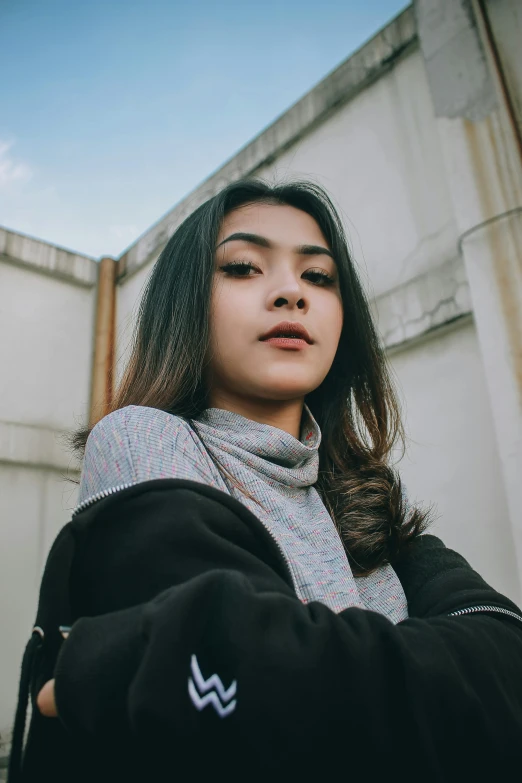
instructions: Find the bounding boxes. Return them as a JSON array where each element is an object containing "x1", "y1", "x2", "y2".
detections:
[{"x1": 1, "y1": 0, "x2": 521, "y2": 770}]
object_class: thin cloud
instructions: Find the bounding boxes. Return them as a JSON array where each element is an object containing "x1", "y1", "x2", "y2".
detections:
[{"x1": 0, "y1": 139, "x2": 33, "y2": 187}]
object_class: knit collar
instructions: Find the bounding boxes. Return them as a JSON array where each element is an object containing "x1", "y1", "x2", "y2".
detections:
[{"x1": 194, "y1": 405, "x2": 321, "y2": 488}]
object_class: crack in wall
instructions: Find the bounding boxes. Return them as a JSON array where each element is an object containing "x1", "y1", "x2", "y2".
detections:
[{"x1": 376, "y1": 259, "x2": 472, "y2": 349}]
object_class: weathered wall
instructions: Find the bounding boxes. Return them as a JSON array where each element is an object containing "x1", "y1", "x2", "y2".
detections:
[
  {"x1": 484, "y1": 0, "x2": 522, "y2": 137},
  {"x1": 413, "y1": 0, "x2": 522, "y2": 581},
  {"x1": 390, "y1": 319, "x2": 519, "y2": 600},
  {"x1": 0, "y1": 228, "x2": 97, "y2": 742},
  {"x1": 114, "y1": 262, "x2": 152, "y2": 385}
]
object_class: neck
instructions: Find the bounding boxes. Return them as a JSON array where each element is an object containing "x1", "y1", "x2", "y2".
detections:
[{"x1": 208, "y1": 392, "x2": 305, "y2": 439}]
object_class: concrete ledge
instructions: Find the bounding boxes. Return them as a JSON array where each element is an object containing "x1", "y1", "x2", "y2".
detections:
[
  {"x1": 118, "y1": 5, "x2": 417, "y2": 279},
  {"x1": 0, "y1": 227, "x2": 97, "y2": 288},
  {"x1": 374, "y1": 255, "x2": 473, "y2": 352},
  {"x1": 0, "y1": 420, "x2": 80, "y2": 473}
]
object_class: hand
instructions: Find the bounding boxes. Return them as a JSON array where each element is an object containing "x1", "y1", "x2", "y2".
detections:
[{"x1": 37, "y1": 679, "x2": 58, "y2": 717}]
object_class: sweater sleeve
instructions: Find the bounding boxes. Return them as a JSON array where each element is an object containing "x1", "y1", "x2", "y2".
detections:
[
  {"x1": 78, "y1": 406, "x2": 225, "y2": 504},
  {"x1": 78, "y1": 408, "x2": 136, "y2": 502},
  {"x1": 52, "y1": 484, "x2": 522, "y2": 778}
]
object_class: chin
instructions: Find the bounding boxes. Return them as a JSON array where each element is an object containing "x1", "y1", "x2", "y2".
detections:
[{"x1": 256, "y1": 380, "x2": 320, "y2": 401}]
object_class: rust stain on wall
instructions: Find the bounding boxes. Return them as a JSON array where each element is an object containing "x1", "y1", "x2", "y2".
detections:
[{"x1": 90, "y1": 256, "x2": 117, "y2": 426}]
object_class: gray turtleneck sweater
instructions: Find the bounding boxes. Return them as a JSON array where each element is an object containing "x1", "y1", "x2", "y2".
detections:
[{"x1": 78, "y1": 404, "x2": 408, "y2": 624}]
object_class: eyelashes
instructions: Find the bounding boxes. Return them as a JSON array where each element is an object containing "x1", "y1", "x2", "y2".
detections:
[
  {"x1": 218, "y1": 260, "x2": 336, "y2": 287},
  {"x1": 219, "y1": 261, "x2": 257, "y2": 277},
  {"x1": 304, "y1": 269, "x2": 336, "y2": 286}
]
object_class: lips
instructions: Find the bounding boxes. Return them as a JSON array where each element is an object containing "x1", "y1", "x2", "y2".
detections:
[{"x1": 259, "y1": 321, "x2": 313, "y2": 344}]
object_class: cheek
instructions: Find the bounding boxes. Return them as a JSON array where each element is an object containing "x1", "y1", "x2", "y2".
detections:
[
  {"x1": 209, "y1": 284, "x2": 253, "y2": 354},
  {"x1": 323, "y1": 297, "x2": 344, "y2": 353}
]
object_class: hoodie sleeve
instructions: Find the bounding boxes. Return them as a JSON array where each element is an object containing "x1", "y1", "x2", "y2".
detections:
[{"x1": 53, "y1": 482, "x2": 522, "y2": 778}]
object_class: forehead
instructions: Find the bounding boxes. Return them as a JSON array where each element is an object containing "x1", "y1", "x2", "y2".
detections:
[{"x1": 217, "y1": 203, "x2": 328, "y2": 248}]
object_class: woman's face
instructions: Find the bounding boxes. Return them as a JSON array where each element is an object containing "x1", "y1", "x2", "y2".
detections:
[{"x1": 208, "y1": 202, "x2": 343, "y2": 406}]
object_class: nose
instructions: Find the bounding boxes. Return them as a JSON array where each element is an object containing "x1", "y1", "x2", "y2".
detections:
[{"x1": 267, "y1": 278, "x2": 308, "y2": 313}]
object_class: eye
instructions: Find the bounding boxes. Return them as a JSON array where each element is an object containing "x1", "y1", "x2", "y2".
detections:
[
  {"x1": 218, "y1": 261, "x2": 260, "y2": 277},
  {"x1": 302, "y1": 268, "x2": 336, "y2": 286}
]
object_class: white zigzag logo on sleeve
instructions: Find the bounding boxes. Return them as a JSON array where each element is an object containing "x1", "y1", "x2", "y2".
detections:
[{"x1": 188, "y1": 654, "x2": 237, "y2": 718}]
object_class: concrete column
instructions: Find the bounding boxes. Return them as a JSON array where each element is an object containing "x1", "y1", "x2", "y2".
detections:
[{"x1": 414, "y1": 0, "x2": 522, "y2": 595}]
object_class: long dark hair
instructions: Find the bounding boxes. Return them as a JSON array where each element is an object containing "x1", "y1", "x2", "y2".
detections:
[{"x1": 71, "y1": 179, "x2": 430, "y2": 574}]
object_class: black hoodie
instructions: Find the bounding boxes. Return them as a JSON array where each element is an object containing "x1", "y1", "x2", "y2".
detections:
[{"x1": 9, "y1": 478, "x2": 522, "y2": 782}]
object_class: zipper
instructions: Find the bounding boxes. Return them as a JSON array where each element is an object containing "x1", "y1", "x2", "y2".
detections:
[
  {"x1": 256, "y1": 516, "x2": 294, "y2": 588},
  {"x1": 72, "y1": 482, "x2": 138, "y2": 517},
  {"x1": 71, "y1": 480, "x2": 296, "y2": 589},
  {"x1": 448, "y1": 604, "x2": 522, "y2": 626}
]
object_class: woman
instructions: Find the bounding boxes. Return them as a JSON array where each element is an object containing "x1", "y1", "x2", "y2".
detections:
[{"x1": 10, "y1": 180, "x2": 522, "y2": 782}]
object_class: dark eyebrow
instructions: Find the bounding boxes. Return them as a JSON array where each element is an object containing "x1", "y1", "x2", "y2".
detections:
[
  {"x1": 217, "y1": 232, "x2": 271, "y2": 250},
  {"x1": 216, "y1": 232, "x2": 335, "y2": 260},
  {"x1": 296, "y1": 244, "x2": 335, "y2": 260}
]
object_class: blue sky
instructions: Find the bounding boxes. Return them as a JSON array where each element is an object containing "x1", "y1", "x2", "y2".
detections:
[{"x1": 0, "y1": 0, "x2": 407, "y2": 258}]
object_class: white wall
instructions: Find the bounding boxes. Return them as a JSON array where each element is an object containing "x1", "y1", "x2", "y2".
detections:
[
  {"x1": 0, "y1": 255, "x2": 96, "y2": 733},
  {"x1": 114, "y1": 263, "x2": 152, "y2": 385},
  {"x1": 391, "y1": 320, "x2": 520, "y2": 602},
  {"x1": 0, "y1": 263, "x2": 94, "y2": 429}
]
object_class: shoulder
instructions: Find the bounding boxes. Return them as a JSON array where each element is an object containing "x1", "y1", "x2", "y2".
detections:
[
  {"x1": 85, "y1": 405, "x2": 199, "y2": 472},
  {"x1": 79, "y1": 406, "x2": 198, "y2": 504},
  {"x1": 87, "y1": 405, "x2": 193, "y2": 451}
]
